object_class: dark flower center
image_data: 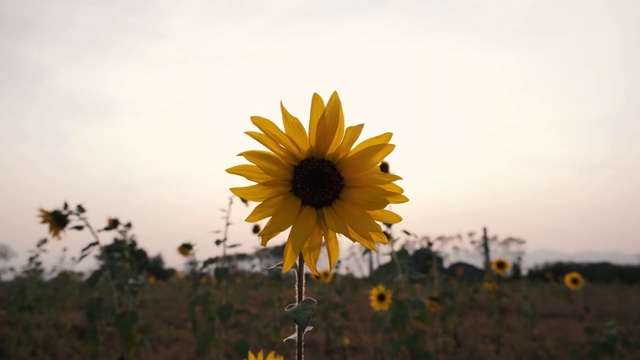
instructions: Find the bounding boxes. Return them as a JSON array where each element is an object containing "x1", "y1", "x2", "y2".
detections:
[
  {"x1": 291, "y1": 157, "x2": 344, "y2": 209},
  {"x1": 497, "y1": 261, "x2": 506, "y2": 269},
  {"x1": 377, "y1": 293, "x2": 386, "y2": 302},
  {"x1": 571, "y1": 277, "x2": 579, "y2": 285}
]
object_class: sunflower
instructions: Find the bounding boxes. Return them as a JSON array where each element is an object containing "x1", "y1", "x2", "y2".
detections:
[
  {"x1": 104, "y1": 217, "x2": 120, "y2": 231},
  {"x1": 491, "y1": 258, "x2": 511, "y2": 276},
  {"x1": 426, "y1": 296, "x2": 440, "y2": 313},
  {"x1": 564, "y1": 271, "x2": 585, "y2": 291},
  {"x1": 369, "y1": 284, "x2": 392, "y2": 311},
  {"x1": 248, "y1": 350, "x2": 284, "y2": 360},
  {"x1": 38, "y1": 209, "x2": 69, "y2": 240},
  {"x1": 177, "y1": 242, "x2": 194, "y2": 257},
  {"x1": 227, "y1": 92, "x2": 407, "y2": 274},
  {"x1": 483, "y1": 281, "x2": 500, "y2": 292}
]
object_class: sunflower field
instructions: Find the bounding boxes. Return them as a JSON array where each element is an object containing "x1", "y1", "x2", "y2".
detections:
[{"x1": 2, "y1": 92, "x2": 640, "y2": 359}]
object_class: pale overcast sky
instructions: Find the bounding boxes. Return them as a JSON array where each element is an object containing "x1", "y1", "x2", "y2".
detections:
[{"x1": 1, "y1": 1, "x2": 639, "y2": 271}]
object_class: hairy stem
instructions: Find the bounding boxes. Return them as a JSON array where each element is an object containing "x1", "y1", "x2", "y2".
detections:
[{"x1": 296, "y1": 253, "x2": 305, "y2": 360}]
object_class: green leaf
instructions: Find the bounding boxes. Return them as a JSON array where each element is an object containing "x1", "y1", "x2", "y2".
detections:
[
  {"x1": 283, "y1": 326, "x2": 314, "y2": 342},
  {"x1": 285, "y1": 297, "x2": 317, "y2": 330},
  {"x1": 227, "y1": 243, "x2": 241, "y2": 249},
  {"x1": 76, "y1": 204, "x2": 86, "y2": 214},
  {"x1": 70, "y1": 225, "x2": 85, "y2": 231}
]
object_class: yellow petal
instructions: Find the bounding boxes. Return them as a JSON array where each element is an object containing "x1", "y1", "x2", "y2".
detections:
[
  {"x1": 260, "y1": 231, "x2": 281, "y2": 246},
  {"x1": 239, "y1": 150, "x2": 292, "y2": 180},
  {"x1": 245, "y1": 194, "x2": 287, "y2": 222},
  {"x1": 266, "y1": 351, "x2": 276, "y2": 360},
  {"x1": 346, "y1": 225, "x2": 377, "y2": 250},
  {"x1": 245, "y1": 131, "x2": 297, "y2": 164},
  {"x1": 338, "y1": 144, "x2": 395, "y2": 176},
  {"x1": 230, "y1": 182, "x2": 288, "y2": 202},
  {"x1": 388, "y1": 193, "x2": 410, "y2": 204},
  {"x1": 314, "y1": 92, "x2": 343, "y2": 157},
  {"x1": 226, "y1": 164, "x2": 270, "y2": 183},
  {"x1": 331, "y1": 123, "x2": 364, "y2": 160},
  {"x1": 350, "y1": 132, "x2": 393, "y2": 154},
  {"x1": 281, "y1": 102, "x2": 310, "y2": 154},
  {"x1": 301, "y1": 224, "x2": 322, "y2": 275},
  {"x1": 248, "y1": 351, "x2": 257, "y2": 360},
  {"x1": 369, "y1": 209, "x2": 403, "y2": 224},
  {"x1": 340, "y1": 187, "x2": 390, "y2": 210},
  {"x1": 259, "y1": 195, "x2": 301, "y2": 235},
  {"x1": 309, "y1": 93, "x2": 325, "y2": 147},
  {"x1": 322, "y1": 206, "x2": 350, "y2": 235},
  {"x1": 347, "y1": 172, "x2": 402, "y2": 186},
  {"x1": 282, "y1": 206, "x2": 317, "y2": 272},
  {"x1": 333, "y1": 200, "x2": 380, "y2": 233},
  {"x1": 251, "y1": 116, "x2": 302, "y2": 158},
  {"x1": 325, "y1": 230, "x2": 340, "y2": 270}
]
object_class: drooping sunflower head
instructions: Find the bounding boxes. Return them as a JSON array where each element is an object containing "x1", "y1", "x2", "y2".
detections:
[
  {"x1": 227, "y1": 91, "x2": 408, "y2": 274},
  {"x1": 369, "y1": 284, "x2": 393, "y2": 311},
  {"x1": 38, "y1": 209, "x2": 70, "y2": 240},
  {"x1": 491, "y1": 258, "x2": 511, "y2": 276},
  {"x1": 248, "y1": 350, "x2": 284, "y2": 360},
  {"x1": 564, "y1": 271, "x2": 585, "y2": 291},
  {"x1": 104, "y1": 217, "x2": 120, "y2": 231},
  {"x1": 177, "y1": 242, "x2": 194, "y2": 257}
]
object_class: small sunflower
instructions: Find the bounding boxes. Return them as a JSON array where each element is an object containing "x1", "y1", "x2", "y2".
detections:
[
  {"x1": 427, "y1": 296, "x2": 441, "y2": 313},
  {"x1": 148, "y1": 275, "x2": 156, "y2": 285},
  {"x1": 248, "y1": 350, "x2": 284, "y2": 360},
  {"x1": 369, "y1": 284, "x2": 392, "y2": 311},
  {"x1": 491, "y1": 258, "x2": 511, "y2": 276},
  {"x1": 38, "y1": 209, "x2": 70, "y2": 240},
  {"x1": 564, "y1": 271, "x2": 585, "y2": 291},
  {"x1": 177, "y1": 242, "x2": 193, "y2": 257},
  {"x1": 104, "y1": 217, "x2": 120, "y2": 231},
  {"x1": 227, "y1": 91, "x2": 408, "y2": 274},
  {"x1": 483, "y1": 281, "x2": 500, "y2": 292}
]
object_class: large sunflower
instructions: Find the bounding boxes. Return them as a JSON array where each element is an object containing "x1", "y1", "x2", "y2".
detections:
[{"x1": 227, "y1": 91, "x2": 407, "y2": 273}]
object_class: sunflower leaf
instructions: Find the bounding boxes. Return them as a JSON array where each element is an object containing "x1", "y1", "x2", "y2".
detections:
[
  {"x1": 283, "y1": 326, "x2": 314, "y2": 342},
  {"x1": 285, "y1": 297, "x2": 317, "y2": 330}
]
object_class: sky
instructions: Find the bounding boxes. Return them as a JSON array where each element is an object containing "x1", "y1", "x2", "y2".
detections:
[{"x1": 1, "y1": 0, "x2": 639, "y2": 272}]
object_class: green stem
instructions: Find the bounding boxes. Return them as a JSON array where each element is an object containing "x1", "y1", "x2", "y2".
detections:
[{"x1": 296, "y1": 253, "x2": 305, "y2": 360}]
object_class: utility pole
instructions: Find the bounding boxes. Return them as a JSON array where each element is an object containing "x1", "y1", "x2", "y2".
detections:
[{"x1": 482, "y1": 227, "x2": 491, "y2": 272}]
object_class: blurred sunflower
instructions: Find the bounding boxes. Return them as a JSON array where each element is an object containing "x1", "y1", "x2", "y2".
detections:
[
  {"x1": 427, "y1": 296, "x2": 441, "y2": 313},
  {"x1": 177, "y1": 243, "x2": 193, "y2": 257},
  {"x1": 369, "y1": 284, "x2": 392, "y2": 311},
  {"x1": 564, "y1": 271, "x2": 585, "y2": 291},
  {"x1": 227, "y1": 91, "x2": 408, "y2": 274},
  {"x1": 248, "y1": 350, "x2": 284, "y2": 360},
  {"x1": 483, "y1": 281, "x2": 500, "y2": 292},
  {"x1": 491, "y1": 258, "x2": 511, "y2": 276},
  {"x1": 38, "y1": 209, "x2": 69, "y2": 240},
  {"x1": 104, "y1": 217, "x2": 120, "y2": 231},
  {"x1": 148, "y1": 275, "x2": 156, "y2": 285}
]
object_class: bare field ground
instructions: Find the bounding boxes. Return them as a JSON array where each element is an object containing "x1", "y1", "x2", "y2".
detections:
[{"x1": 2, "y1": 276, "x2": 639, "y2": 359}]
